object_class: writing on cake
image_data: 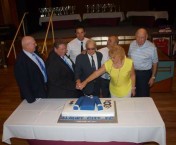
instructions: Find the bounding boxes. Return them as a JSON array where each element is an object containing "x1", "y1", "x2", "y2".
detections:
[{"x1": 58, "y1": 96, "x2": 117, "y2": 123}]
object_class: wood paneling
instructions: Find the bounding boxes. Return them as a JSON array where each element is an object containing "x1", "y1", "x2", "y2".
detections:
[
  {"x1": 0, "y1": 0, "x2": 11, "y2": 24},
  {"x1": 0, "y1": 0, "x2": 4, "y2": 25},
  {"x1": 0, "y1": 0, "x2": 18, "y2": 27},
  {"x1": 120, "y1": 0, "x2": 149, "y2": 11},
  {"x1": 8, "y1": 0, "x2": 19, "y2": 28}
]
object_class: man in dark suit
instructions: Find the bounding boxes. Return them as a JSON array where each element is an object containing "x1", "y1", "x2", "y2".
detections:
[
  {"x1": 46, "y1": 40, "x2": 78, "y2": 98},
  {"x1": 14, "y1": 36, "x2": 47, "y2": 103},
  {"x1": 75, "y1": 39, "x2": 102, "y2": 96}
]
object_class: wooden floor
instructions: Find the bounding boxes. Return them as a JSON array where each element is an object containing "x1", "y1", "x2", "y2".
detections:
[{"x1": 0, "y1": 65, "x2": 176, "y2": 145}]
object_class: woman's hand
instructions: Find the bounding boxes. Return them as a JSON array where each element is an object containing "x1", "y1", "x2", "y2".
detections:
[
  {"x1": 131, "y1": 87, "x2": 136, "y2": 97},
  {"x1": 76, "y1": 80, "x2": 87, "y2": 90},
  {"x1": 78, "y1": 81, "x2": 87, "y2": 90},
  {"x1": 76, "y1": 80, "x2": 81, "y2": 89}
]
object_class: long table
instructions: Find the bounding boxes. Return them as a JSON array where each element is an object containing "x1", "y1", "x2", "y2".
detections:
[
  {"x1": 126, "y1": 11, "x2": 168, "y2": 27},
  {"x1": 83, "y1": 12, "x2": 125, "y2": 26},
  {"x1": 126, "y1": 11, "x2": 168, "y2": 20},
  {"x1": 39, "y1": 14, "x2": 81, "y2": 28},
  {"x1": 2, "y1": 98, "x2": 166, "y2": 145},
  {"x1": 39, "y1": 14, "x2": 81, "y2": 25},
  {"x1": 83, "y1": 12, "x2": 125, "y2": 21}
]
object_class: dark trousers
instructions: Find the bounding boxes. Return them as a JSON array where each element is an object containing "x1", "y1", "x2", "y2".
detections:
[
  {"x1": 100, "y1": 78, "x2": 111, "y2": 98},
  {"x1": 135, "y1": 69, "x2": 152, "y2": 97},
  {"x1": 83, "y1": 79, "x2": 101, "y2": 97},
  {"x1": 92, "y1": 80, "x2": 101, "y2": 96}
]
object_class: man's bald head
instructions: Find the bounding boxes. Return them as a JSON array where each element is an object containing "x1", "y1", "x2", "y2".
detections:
[
  {"x1": 21, "y1": 36, "x2": 36, "y2": 53},
  {"x1": 107, "y1": 35, "x2": 119, "y2": 49},
  {"x1": 135, "y1": 28, "x2": 148, "y2": 46},
  {"x1": 135, "y1": 28, "x2": 148, "y2": 37}
]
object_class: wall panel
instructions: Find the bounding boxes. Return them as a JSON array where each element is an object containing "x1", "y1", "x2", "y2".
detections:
[
  {"x1": 0, "y1": 0, "x2": 4, "y2": 25},
  {"x1": 0, "y1": 0, "x2": 18, "y2": 27}
]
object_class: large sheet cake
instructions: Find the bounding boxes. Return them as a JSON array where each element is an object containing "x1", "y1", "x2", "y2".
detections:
[{"x1": 58, "y1": 96, "x2": 117, "y2": 123}]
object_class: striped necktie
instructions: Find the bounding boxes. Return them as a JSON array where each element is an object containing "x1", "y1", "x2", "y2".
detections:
[
  {"x1": 32, "y1": 53, "x2": 47, "y2": 82},
  {"x1": 63, "y1": 56, "x2": 74, "y2": 71},
  {"x1": 91, "y1": 55, "x2": 96, "y2": 71}
]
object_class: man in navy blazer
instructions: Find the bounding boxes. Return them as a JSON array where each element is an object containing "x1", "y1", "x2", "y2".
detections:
[
  {"x1": 75, "y1": 39, "x2": 102, "y2": 96},
  {"x1": 14, "y1": 36, "x2": 47, "y2": 103},
  {"x1": 46, "y1": 40, "x2": 78, "y2": 98}
]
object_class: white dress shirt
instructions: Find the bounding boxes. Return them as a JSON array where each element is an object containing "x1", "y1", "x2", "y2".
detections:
[
  {"x1": 67, "y1": 37, "x2": 89, "y2": 63},
  {"x1": 98, "y1": 47, "x2": 110, "y2": 80},
  {"x1": 23, "y1": 49, "x2": 47, "y2": 82},
  {"x1": 87, "y1": 53, "x2": 98, "y2": 70}
]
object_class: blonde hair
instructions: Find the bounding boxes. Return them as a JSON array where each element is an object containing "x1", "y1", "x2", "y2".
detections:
[{"x1": 109, "y1": 45, "x2": 125, "y2": 61}]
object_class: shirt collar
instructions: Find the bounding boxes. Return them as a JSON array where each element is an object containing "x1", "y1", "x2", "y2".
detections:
[
  {"x1": 77, "y1": 38, "x2": 85, "y2": 43},
  {"x1": 87, "y1": 53, "x2": 96, "y2": 58},
  {"x1": 136, "y1": 40, "x2": 147, "y2": 48},
  {"x1": 23, "y1": 49, "x2": 33, "y2": 57}
]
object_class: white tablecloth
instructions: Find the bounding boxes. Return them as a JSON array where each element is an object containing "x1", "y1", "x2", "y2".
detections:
[
  {"x1": 83, "y1": 12, "x2": 125, "y2": 21},
  {"x1": 126, "y1": 11, "x2": 168, "y2": 20},
  {"x1": 2, "y1": 98, "x2": 166, "y2": 145},
  {"x1": 39, "y1": 14, "x2": 81, "y2": 25}
]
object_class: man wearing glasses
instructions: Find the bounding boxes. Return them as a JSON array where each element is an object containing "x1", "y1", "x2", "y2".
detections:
[{"x1": 75, "y1": 39, "x2": 102, "y2": 96}]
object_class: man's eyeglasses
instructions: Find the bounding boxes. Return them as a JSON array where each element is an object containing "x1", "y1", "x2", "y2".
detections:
[{"x1": 87, "y1": 48, "x2": 95, "y2": 50}]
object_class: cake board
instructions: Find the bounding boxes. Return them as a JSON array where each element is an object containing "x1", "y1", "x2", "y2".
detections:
[{"x1": 58, "y1": 99, "x2": 118, "y2": 123}]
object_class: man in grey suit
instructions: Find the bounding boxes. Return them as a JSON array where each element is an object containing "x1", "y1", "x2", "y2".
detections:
[{"x1": 75, "y1": 39, "x2": 102, "y2": 96}]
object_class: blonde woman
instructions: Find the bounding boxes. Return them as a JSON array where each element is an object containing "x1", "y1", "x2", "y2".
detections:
[{"x1": 76, "y1": 45, "x2": 136, "y2": 98}]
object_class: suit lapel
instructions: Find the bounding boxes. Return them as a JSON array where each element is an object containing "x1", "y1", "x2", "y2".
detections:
[
  {"x1": 22, "y1": 51, "x2": 44, "y2": 81},
  {"x1": 85, "y1": 54, "x2": 92, "y2": 69},
  {"x1": 58, "y1": 56, "x2": 74, "y2": 75},
  {"x1": 86, "y1": 52, "x2": 101, "y2": 70},
  {"x1": 65, "y1": 54, "x2": 75, "y2": 71},
  {"x1": 23, "y1": 51, "x2": 43, "y2": 74}
]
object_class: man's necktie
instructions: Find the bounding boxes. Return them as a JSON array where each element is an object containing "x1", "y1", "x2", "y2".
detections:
[
  {"x1": 66, "y1": 55, "x2": 75, "y2": 70},
  {"x1": 63, "y1": 56, "x2": 74, "y2": 71},
  {"x1": 32, "y1": 53, "x2": 47, "y2": 82},
  {"x1": 91, "y1": 55, "x2": 96, "y2": 71},
  {"x1": 81, "y1": 42, "x2": 83, "y2": 52}
]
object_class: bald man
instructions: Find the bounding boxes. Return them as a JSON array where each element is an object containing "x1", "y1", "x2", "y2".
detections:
[
  {"x1": 98, "y1": 36, "x2": 119, "y2": 98},
  {"x1": 75, "y1": 39, "x2": 102, "y2": 96},
  {"x1": 128, "y1": 28, "x2": 158, "y2": 97},
  {"x1": 14, "y1": 36, "x2": 47, "y2": 103}
]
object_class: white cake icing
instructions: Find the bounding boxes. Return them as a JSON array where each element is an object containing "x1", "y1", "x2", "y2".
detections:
[{"x1": 61, "y1": 98, "x2": 115, "y2": 117}]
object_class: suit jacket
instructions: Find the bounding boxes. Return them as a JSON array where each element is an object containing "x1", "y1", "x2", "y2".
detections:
[
  {"x1": 46, "y1": 50, "x2": 78, "y2": 98},
  {"x1": 14, "y1": 51, "x2": 47, "y2": 103},
  {"x1": 75, "y1": 51, "x2": 102, "y2": 96}
]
